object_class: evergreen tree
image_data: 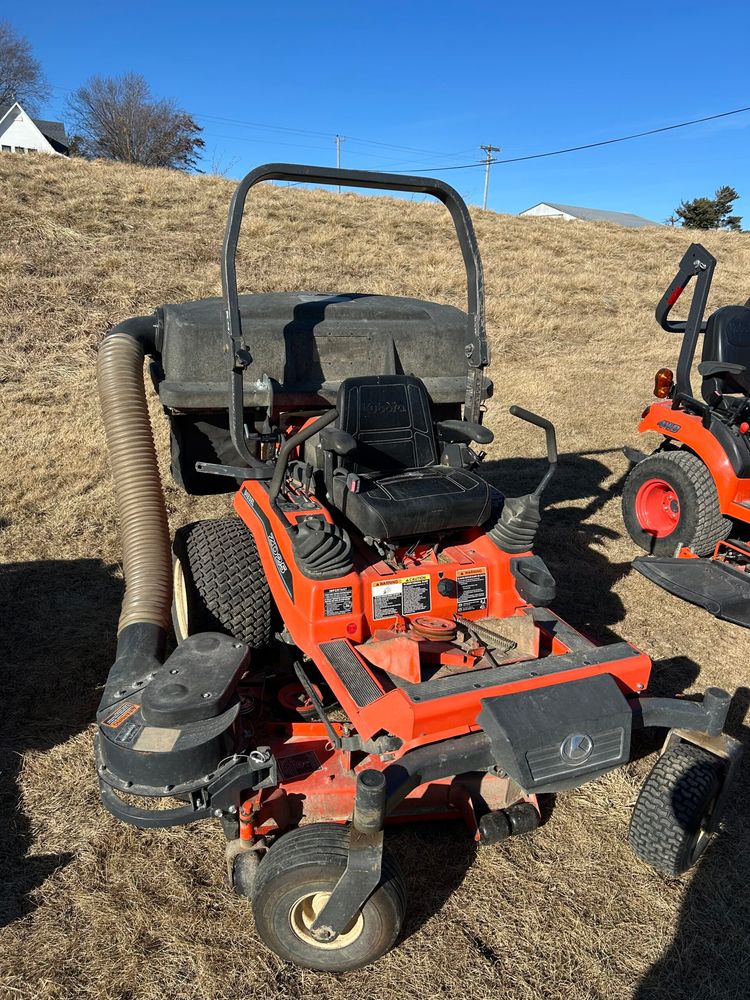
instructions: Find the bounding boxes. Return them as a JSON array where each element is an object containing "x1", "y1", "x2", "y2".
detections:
[{"x1": 675, "y1": 186, "x2": 742, "y2": 231}]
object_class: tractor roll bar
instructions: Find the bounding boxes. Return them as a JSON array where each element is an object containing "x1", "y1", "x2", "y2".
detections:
[
  {"x1": 221, "y1": 163, "x2": 489, "y2": 468},
  {"x1": 655, "y1": 242, "x2": 716, "y2": 402}
]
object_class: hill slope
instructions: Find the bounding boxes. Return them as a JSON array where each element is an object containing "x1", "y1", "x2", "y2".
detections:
[{"x1": 2, "y1": 155, "x2": 749, "y2": 1000}]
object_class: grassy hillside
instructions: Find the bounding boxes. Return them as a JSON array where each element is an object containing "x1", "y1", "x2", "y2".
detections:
[{"x1": 2, "y1": 154, "x2": 750, "y2": 1000}]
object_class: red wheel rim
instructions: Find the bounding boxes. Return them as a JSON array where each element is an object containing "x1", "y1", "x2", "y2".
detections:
[{"x1": 635, "y1": 478, "x2": 681, "y2": 537}]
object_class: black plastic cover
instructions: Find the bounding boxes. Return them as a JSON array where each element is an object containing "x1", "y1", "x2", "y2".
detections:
[
  {"x1": 141, "y1": 632, "x2": 249, "y2": 725},
  {"x1": 478, "y1": 673, "x2": 632, "y2": 792},
  {"x1": 156, "y1": 292, "x2": 490, "y2": 409},
  {"x1": 97, "y1": 633, "x2": 249, "y2": 793}
]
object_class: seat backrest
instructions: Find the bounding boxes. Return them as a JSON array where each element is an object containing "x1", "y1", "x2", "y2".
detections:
[
  {"x1": 702, "y1": 305, "x2": 750, "y2": 398},
  {"x1": 336, "y1": 375, "x2": 438, "y2": 474}
]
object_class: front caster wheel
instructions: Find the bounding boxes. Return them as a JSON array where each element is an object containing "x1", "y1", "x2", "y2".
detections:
[
  {"x1": 252, "y1": 823, "x2": 405, "y2": 971},
  {"x1": 629, "y1": 742, "x2": 726, "y2": 876}
]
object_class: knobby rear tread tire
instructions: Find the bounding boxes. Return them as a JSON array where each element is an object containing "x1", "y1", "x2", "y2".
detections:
[
  {"x1": 622, "y1": 449, "x2": 731, "y2": 556},
  {"x1": 172, "y1": 516, "x2": 274, "y2": 649},
  {"x1": 628, "y1": 742, "x2": 725, "y2": 876}
]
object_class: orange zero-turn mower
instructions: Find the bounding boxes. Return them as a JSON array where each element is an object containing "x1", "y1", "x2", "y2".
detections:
[
  {"x1": 95, "y1": 168, "x2": 740, "y2": 971},
  {"x1": 623, "y1": 243, "x2": 750, "y2": 628}
]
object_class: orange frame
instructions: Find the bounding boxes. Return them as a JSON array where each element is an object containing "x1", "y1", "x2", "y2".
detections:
[{"x1": 233, "y1": 479, "x2": 652, "y2": 747}]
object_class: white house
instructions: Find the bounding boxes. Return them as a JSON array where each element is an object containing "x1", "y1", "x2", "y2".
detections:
[
  {"x1": 0, "y1": 101, "x2": 69, "y2": 156},
  {"x1": 519, "y1": 202, "x2": 659, "y2": 229}
]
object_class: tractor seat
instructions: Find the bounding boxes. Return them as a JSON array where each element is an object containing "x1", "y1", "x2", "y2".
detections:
[
  {"x1": 326, "y1": 375, "x2": 492, "y2": 541},
  {"x1": 701, "y1": 305, "x2": 750, "y2": 400}
]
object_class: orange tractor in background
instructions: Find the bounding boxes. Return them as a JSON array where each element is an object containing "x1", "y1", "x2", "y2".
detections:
[{"x1": 623, "y1": 242, "x2": 750, "y2": 627}]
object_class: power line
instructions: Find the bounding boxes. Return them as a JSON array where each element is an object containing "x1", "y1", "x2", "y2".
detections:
[
  {"x1": 49, "y1": 82, "x2": 469, "y2": 160},
  {"x1": 386, "y1": 104, "x2": 750, "y2": 173}
]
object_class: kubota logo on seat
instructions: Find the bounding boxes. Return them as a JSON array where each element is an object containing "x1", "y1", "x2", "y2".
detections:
[{"x1": 363, "y1": 400, "x2": 407, "y2": 416}]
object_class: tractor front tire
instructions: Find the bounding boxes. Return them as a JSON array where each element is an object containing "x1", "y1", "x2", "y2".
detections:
[
  {"x1": 172, "y1": 516, "x2": 275, "y2": 649},
  {"x1": 252, "y1": 824, "x2": 405, "y2": 971},
  {"x1": 622, "y1": 450, "x2": 731, "y2": 556},
  {"x1": 628, "y1": 742, "x2": 726, "y2": 876}
]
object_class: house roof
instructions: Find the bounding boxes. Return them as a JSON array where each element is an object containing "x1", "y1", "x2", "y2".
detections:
[
  {"x1": 33, "y1": 117, "x2": 68, "y2": 146},
  {"x1": 521, "y1": 202, "x2": 660, "y2": 229},
  {"x1": 0, "y1": 101, "x2": 69, "y2": 150}
]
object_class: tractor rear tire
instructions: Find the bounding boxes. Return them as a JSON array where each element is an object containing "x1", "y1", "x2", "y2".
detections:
[
  {"x1": 628, "y1": 742, "x2": 725, "y2": 876},
  {"x1": 252, "y1": 823, "x2": 405, "y2": 971},
  {"x1": 172, "y1": 516, "x2": 275, "y2": 649},
  {"x1": 622, "y1": 450, "x2": 731, "y2": 556}
]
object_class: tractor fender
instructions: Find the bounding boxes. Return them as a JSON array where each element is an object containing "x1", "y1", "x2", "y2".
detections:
[{"x1": 637, "y1": 402, "x2": 749, "y2": 513}]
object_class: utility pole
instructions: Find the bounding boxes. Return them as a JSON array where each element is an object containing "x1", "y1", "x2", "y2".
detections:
[
  {"x1": 480, "y1": 144, "x2": 501, "y2": 211},
  {"x1": 335, "y1": 135, "x2": 344, "y2": 192}
]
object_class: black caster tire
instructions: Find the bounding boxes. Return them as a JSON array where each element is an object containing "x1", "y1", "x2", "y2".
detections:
[
  {"x1": 622, "y1": 450, "x2": 731, "y2": 557},
  {"x1": 172, "y1": 516, "x2": 276, "y2": 649},
  {"x1": 252, "y1": 823, "x2": 405, "y2": 971},
  {"x1": 232, "y1": 850, "x2": 261, "y2": 900},
  {"x1": 629, "y1": 742, "x2": 726, "y2": 876}
]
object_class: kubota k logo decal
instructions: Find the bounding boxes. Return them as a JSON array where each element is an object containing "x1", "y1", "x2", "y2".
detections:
[{"x1": 560, "y1": 733, "x2": 594, "y2": 765}]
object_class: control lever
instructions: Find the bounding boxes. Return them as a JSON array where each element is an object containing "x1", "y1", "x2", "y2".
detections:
[{"x1": 508, "y1": 405, "x2": 558, "y2": 499}]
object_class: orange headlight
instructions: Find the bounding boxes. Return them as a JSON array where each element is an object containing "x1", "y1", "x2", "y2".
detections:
[{"x1": 653, "y1": 367, "x2": 674, "y2": 399}]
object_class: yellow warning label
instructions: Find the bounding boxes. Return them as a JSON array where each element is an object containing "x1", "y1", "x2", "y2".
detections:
[{"x1": 372, "y1": 574, "x2": 431, "y2": 619}]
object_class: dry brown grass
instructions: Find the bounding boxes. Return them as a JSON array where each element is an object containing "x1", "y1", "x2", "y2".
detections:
[{"x1": 2, "y1": 154, "x2": 750, "y2": 1000}]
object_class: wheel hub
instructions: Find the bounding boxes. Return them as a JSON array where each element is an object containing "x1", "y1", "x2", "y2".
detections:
[
  {"x1": 635, "y1": 477, "x2": 681, "y2": 538},
  {"x1": 173, "y1": 558, "x2": 189, "y2": 638},
  {"x1": 288, "y1": 891, "x2": 364, "y2": 949}
]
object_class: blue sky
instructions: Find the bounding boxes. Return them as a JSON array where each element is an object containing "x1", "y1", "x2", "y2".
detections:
[{"x1": 11, "y1": 1, "x2": 750, "y2": 223}]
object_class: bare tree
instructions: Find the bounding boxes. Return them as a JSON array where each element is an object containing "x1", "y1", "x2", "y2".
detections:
[
  {"x1": 0, "y1": 20, "x2": 50, "y2": 112},
  {"x1": 67, "y1": 73, "x2": 204, "y2": 171}
]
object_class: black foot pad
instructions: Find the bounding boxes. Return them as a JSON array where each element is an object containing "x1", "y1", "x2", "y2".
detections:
[{"x1": 633, "y1": 556, "x2": 750, "y2": 628}]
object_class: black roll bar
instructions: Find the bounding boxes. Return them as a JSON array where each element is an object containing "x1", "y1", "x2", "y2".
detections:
[
  {"x1": 220, "y1": 163, "x2": 489, "y2": 467},
  {"x1": 654, "y1": 242, "x2": 716, "y2": 401}
]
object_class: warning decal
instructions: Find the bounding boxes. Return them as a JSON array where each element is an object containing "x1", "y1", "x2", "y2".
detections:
[
  {"x1": 456, "y1": 568, "x2": 488, "y2": 612},
  {"x1": 324, "y1": 586, "x2": 353, "y2": 617},
  {"x1": 277, "y1": 750, "x2": 321, "y2": 782},
  {"x1": 372, "y1": 574, "x2": 431, "y2": 620},
  {"x1": 101, "y1": 702, "x2": 140, "y2": 728}
]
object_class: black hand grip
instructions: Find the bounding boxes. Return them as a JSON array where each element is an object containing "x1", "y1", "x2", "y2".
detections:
[{"x1": 509, "y1": 405, "x2": 558, "y2": 464}]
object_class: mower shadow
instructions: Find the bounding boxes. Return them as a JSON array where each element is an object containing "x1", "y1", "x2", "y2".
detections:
[
  {"x1": 386, "y1": 819, "x2": 478, "y2": 942},
  {"x1": 0, "y1": 557, "x2": 121, "y2": 928},
  {"x1": 633, "y1": 687, "x2": 750, "y2": 1000},
  {"x1": 482, "y1": 449, "x2": 631, "y2": 644}
]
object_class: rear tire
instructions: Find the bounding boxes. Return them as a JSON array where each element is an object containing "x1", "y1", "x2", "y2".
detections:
[
  {"x1": 622, "y1": 450, "x2": 731, "y2": 556},
  {"x1": 172, "y1": 516, "x2": 275, "y2": 649},
  {"x1": 629, "y1": 742, "x2": 725, "y2": 876},
  {"x1": 252, "y1": 823, "x2": 405, "y2": 971}
]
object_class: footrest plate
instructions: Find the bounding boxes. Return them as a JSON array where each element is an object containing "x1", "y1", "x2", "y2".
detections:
[{"x1": 633, "y1": 556, "x2": 750, "y2": 628}]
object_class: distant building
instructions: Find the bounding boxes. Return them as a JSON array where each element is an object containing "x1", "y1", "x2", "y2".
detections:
[
  {"x1": 0, "y1": 101, "x2": 69, "y2": 156},
  {"x1": 519, "y1": 202, "x2": 659, "y2": 229}
]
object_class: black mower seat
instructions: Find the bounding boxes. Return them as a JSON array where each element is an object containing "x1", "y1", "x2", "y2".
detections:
[
  {"x1": 328, "y1": 375, "x2": 492, "y2": 541},
  {"x1": 701, "y1": 304, "x2": 750, "y2": 399}
]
